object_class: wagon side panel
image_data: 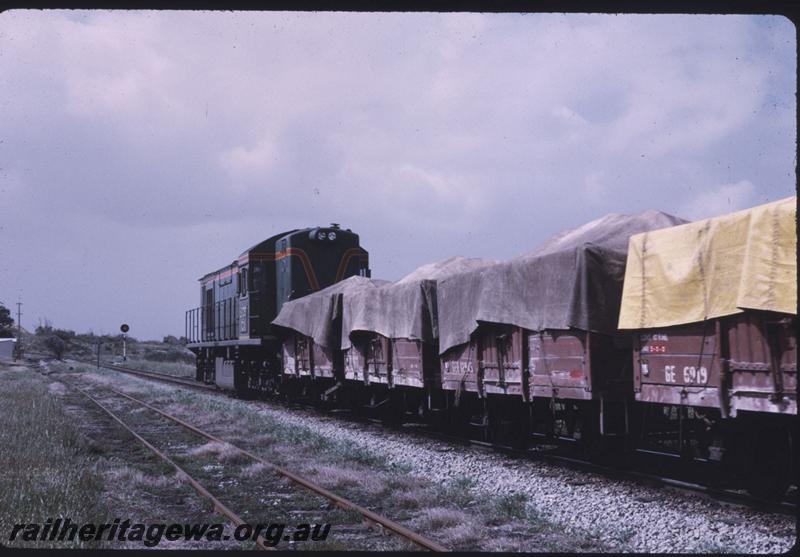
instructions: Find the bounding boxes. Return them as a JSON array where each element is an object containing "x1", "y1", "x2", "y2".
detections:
[
  {"x1": 392, "y1": 339, "x2": 427, "y2": 388},
  {"x1": 440, "y1": 341, "x2": 480, "y2": 393},
  {"x1": 726, "y1": 313, "x2": 797, "y2": 415},
  {"x1": 478, "y1": 324, "x2": 524, "y2": 396},
  {"x1": 528, "y1": 330, "x2": 590, "y2": 400},
  {"x1": 633, "y1": 323, "x2": 722, "y2": 409}
]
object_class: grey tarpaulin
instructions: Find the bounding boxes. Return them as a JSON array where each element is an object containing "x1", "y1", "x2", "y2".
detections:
[
  {"x1": 339, "y1": 256, "x2": 498, "y2": 350},
  {"x1": 436, "y1": 210, "x2": 688, "y2": 355},
  {"x1": 271, "y1": 275, "x2": 388, "y2": 349}
]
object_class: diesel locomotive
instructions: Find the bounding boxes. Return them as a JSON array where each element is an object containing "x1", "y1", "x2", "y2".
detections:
[
  {"x1": 185, "y1": 225, "x2": 370, "y2": 395},
  {"x1": 185, "y1": 198, "x2": 797, "y2": 499}
]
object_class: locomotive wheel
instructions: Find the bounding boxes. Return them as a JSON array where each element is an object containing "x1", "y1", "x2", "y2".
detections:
[{"x1": 745, "y1": 426, "x2": 792, "y2": 501}]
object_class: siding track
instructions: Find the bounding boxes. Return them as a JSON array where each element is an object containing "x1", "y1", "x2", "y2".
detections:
[
  {"x1": 55, "y1": 369, "x2": 448, "y2": 552},
  {"x1": 61, "y1": 357, "x2": 797, "y2": 522}
]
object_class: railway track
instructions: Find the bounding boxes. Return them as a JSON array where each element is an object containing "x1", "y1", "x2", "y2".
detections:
[
  {"x1": 52, "y1": 373, "x2": 448, "y2": 552},
  {"x1": 57, "y1": 357, "x2": 797, "y2": 519},
  {"x1": 68, "y1": 382, "x2": 278, "y2": 551},
  {"x1": 429, "y1": 434, "x2": 798, "y2": 518},
  {"x1": 24, "y1": 353, "x2": 217, "y2": 392},
  {"x1": 95, "y1": 361, "x2": 219, "y2": 392}
]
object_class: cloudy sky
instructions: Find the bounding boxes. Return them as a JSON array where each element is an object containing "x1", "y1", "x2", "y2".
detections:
[{"x1": 0, "y1": 11, "x2": 795, "y2": 340}]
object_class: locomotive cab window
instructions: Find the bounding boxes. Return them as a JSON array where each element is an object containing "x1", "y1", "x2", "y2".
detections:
[{"x1": 240, "y1": 268, "x2": 248, "y2": 296}]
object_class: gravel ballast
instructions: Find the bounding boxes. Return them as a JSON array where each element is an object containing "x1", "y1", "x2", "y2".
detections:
[
  {"x1": 245, "y1": 401, "x2": 795, "y2": 553},
  {"x1": 71, "y1": 364, "x2": 795, "y2": 553}
]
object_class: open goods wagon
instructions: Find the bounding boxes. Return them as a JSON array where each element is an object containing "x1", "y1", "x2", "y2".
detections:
[
  {"x1": 618, "y1": 197, "x2": 797, "y2": 498},
  {"x1": 434, "y1": 210, "x2": 687, "y2": 441},
  {"x1": 337, "y1": 257, "x2": 496, "y2": 416}
]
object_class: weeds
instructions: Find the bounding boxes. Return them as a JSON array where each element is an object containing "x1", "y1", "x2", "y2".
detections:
[
  {"x1": 68, "y1": 366, "x2": 627, "y2": 552},
  {"x1": 439, "y1": 476, "x2": 477, "y2": 508},
  {"x1": 491, "y1": 492, "x2": 528, "y2": 521},
  {"x1": 412, "y1": 507, "x2": 472, "y2": 530},
  {"x1": 0, "y1": 370, "x2": 110, "y2": 548},
  {"x1": 123, "y1": 358, "x2": 195, "y2": 378}
]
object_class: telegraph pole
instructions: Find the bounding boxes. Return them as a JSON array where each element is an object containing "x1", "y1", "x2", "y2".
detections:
[{"x1": 14, "y1": 298, "x2": 22, "y2": 361}]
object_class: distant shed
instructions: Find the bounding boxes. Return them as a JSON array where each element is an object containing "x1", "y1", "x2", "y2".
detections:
[{"x1": 0, "y1": 338, "x2": 16, "y2": 361}]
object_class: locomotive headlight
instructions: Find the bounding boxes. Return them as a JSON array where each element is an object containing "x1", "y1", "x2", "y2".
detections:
[
  {"x1": 328, "y1": 231, "x2": 337, "y2": 241},
  {"x1": 317, "y1": 231, "x2": 327, "y2": 240}
]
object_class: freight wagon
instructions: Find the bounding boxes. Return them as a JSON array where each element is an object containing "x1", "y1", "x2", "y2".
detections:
[
  {"x1": 434, "y1": 210, "x2": 686, "y2": 443},
  {"x1": 185, "y1": 197, "x2": 796, "y2": 499},
  {"x1": 618, "y1": 197, "x2": 797, "y2": 498}
]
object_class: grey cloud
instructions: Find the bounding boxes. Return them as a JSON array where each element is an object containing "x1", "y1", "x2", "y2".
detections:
[{"x1": 0, "y1": 11, "x2": 794, "y2": 339}]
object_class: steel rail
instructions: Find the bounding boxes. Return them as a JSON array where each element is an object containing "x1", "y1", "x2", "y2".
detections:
[
  {"x1": 426, "y1": 432, "x2": 798, "y2": 517},
  {"x1": 98, "y1": 362, "x2": 217, "y2": 391},
  {"x1": 108, "y1": 387, "x2": 449, "y2": 552},
  {"x1": 74, "y1": 359, "x2": 796, "y2": 519},
  {"x1": 67, "y1": 383, "x2": 275, "y2": 551}
]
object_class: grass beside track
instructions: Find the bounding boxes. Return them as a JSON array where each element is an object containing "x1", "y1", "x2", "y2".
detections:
[
  {"x1": 112, "y1": 358, "x2": 195, "y2": 378},
  {"x1": 0, "y1": 365, "x2": 110, "y2": 549},
  {"x1": 70, "y1": 362, "x2": 627, "y2": 552}
]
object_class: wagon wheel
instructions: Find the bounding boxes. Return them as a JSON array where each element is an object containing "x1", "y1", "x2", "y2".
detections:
[{"x1": 745, "y1": 426, "x2": 792, "y2": 501}]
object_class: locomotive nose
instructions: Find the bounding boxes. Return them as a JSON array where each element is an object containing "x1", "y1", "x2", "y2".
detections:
[{"x1": 309, "y1": 227, "x2": 339, "y2": 242}]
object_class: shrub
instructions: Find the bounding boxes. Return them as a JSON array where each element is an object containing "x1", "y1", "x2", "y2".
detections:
[
  {"x1": 142, "y1": 347, "x2": 195, "y2": 364},
  {"x1": 44, "y1": 335, "x2": 67, "y2": 360}
]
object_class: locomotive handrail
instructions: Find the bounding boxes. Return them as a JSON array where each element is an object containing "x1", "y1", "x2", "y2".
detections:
[{"x1": 185, "y1": 298, "x2": 239, "y2": 343}]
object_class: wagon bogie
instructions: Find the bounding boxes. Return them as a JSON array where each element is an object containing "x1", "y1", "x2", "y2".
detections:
[{"x1": 530, "y1": 399, "x2": 591, "y2": 440}]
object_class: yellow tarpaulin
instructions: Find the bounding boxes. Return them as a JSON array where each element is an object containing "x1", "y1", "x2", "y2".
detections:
[{"x1": 618, "y1": 196, "x2": 797, "y2": 330}]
